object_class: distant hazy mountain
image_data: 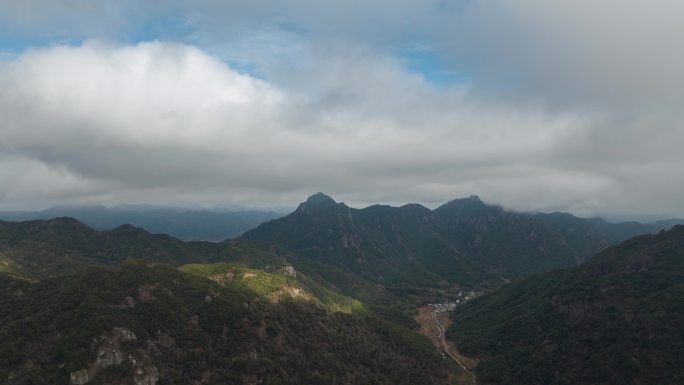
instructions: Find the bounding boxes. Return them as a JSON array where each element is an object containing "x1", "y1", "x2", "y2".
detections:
[
  {"x1": 433, "y1": 196, "x2": 664, "y2": 277},
  {"x1": 0, "y1": 205, "x2": 282, "y2": 241},
  {"x1": 243, "y1": 193, "x2": 664, "y2": 287},
  {"x1": 447, "y1": 225, "x2": 684, "y2": 385}
]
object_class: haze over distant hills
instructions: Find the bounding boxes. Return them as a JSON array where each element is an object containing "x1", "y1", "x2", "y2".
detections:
[
  {"x1": 2, "y1": 194, "x2": 679, "y2": 245},
  {"x1": 0, "y1": 205, "x2": 282, "y2": 242}
]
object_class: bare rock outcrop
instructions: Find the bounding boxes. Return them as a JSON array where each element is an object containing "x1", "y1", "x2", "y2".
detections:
[{"x1": 69, "y1": 369, "x2": 89, "y2": 385}]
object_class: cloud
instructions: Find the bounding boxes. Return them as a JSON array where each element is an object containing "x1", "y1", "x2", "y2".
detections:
[
  {"x1": 446, "y1": 0, "x2": 684, "y2": 111},
  {"x1": 0, "y1": 40, "x2": 610, "y2": 212},
  {"x1": 0, "y1": 2, "x2": 683, "y2": 219}
]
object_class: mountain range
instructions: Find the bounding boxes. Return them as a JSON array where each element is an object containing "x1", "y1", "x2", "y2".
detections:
[
  {"x1": 2, "y1": 193, "x2": 678, "y2": 315},
  {"x1": 1, "y1": 193, "x2": 683, "y2": 384},
  {"x1": 244, "y1": 193, "x2": 675, "y2": 290}
]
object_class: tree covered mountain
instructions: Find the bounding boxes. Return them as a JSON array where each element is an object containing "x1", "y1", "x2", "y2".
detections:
[
  {"x1": 0, "y1": 217, "x2": 415, "y2": 327},
  {"x1": 2, "y1": 193, "x2": 669, "y2": 288},
  {"x1": 243, "y1": 193, "x2": 660, "y2": 288},
  {"x1": 244, "y1": 193, "x2": 488, "y2": 290},
  {"x1": 0, "y1": 261, "x2": 454, "y2": 385},
  {"x1": 447, "y1": 225, "x2": 684, "y2": 385},
  {"x1": 0, "y1": 193, "x2": 669, "y2": 318},
  {"x1": 0, "y1": 210, "x2": 456, "y2": 384}
]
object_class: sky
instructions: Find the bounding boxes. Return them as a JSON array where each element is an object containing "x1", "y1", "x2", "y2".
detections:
[{"x1": 0, "y1": 1, "x2": 683, "y2": 219}]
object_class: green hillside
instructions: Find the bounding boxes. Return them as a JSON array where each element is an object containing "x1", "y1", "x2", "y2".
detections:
[
  {"x1": 0, "y1": 261, "x2": 453, "y2": 385},
  {"x1": 179, "y1": 262, "x2": 366, "y2": 314},
  {"x1": 0, "y1": 217, "x2": 418, "y2": 327},
  {"x1": 447, "y1": 225, "x2": 684, "y2": 385}
]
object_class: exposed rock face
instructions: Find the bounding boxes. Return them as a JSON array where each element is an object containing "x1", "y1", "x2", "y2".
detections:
[
  {"x1": 267, "y1": 286, "x2": 311, "y2": 303},
  {"x1": 94, "y1": 327, "x2": 137, "y2": 369},
  {"x1": 242, "y1": 272, "x2": 257, "y2": 280},
  {"x1": 67, "y1": 326, "x2": 162, "y2": 384},
  {"x1": 95, "y1": 342, "x2": 124, "y2": 368},
  {"x1": 134, "y1": 365, "x2": 160, "y2": 385},
  {"x1": 282, "y1": 265, "x2": 297, "y2": 277},
  {"x1": 70, "y1": 369, "x2": 89, "y2": 385},
  {"x1": 67, "y1": 327, "x2": 140, "y2": 384},
  {"x1": 209, "y1": 271, "x2": 234, "y2": 285},
  {"x1": 113, "y1": 326, "x2": 137, "y2": 342}
]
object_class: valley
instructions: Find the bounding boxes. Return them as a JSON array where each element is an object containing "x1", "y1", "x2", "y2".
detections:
[{"x1": 416, "y1": 304, "x2": 477, "y2": 385}]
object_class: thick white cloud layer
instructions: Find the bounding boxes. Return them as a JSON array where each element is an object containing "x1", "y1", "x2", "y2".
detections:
[
  {"x1": 0, "y1": 41, "x2": 598, "y2": 211},
  {"x1": 0, "y1": 1, "x2": 683, "y2": 219}
]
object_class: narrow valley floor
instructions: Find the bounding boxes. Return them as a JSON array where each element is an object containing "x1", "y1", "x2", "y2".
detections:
[{"x1": 416, "y1": 305, "x2": 479, "y2": 385}]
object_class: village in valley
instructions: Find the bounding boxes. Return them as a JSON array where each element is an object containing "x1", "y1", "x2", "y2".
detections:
[{"x1": 429, "y1": 289, "x2": 481, "y2": 313}]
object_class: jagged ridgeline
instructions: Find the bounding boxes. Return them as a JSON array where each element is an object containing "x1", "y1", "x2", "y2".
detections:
[
  {"x1": 243, "y1": 193, "x2": 658, "y2": 289},
  {"x1": 0, "y1": 193, "x2": 662, "y2": 290},
  {"x1": 0, "y1": 262, "x2": 451, "y2": 385},
  {"x1": 446, "y1": 226, "x2": 684, "y2": 385}
]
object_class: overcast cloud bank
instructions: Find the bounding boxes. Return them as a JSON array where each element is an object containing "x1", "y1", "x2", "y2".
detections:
[{"x1": 0, "y1": 1, "x2": 682, "y2": 219}]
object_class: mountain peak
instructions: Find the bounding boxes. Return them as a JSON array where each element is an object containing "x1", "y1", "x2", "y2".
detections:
[
  {"x1": 305, "y1": 192, "x2": 337, "y2": 206},
  {"x1": 291, "y1": 193, "x2": 348, "y2": 217},
  {"x1": 436, "y1": 195, "x2": 487, "y2": 211}
]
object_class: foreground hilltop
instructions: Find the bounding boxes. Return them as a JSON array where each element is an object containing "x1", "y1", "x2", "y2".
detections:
[
  {"x1": 0, "y1": 261, "x2": 451, "y2": 385},
  {"x1": 447, "y1": 225, "x2": 684, "y2": 385}
]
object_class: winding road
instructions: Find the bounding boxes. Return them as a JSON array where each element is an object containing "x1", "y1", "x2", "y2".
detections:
[{"x1": 430, "y1": 308, "x2": 478, "y2": 385}]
